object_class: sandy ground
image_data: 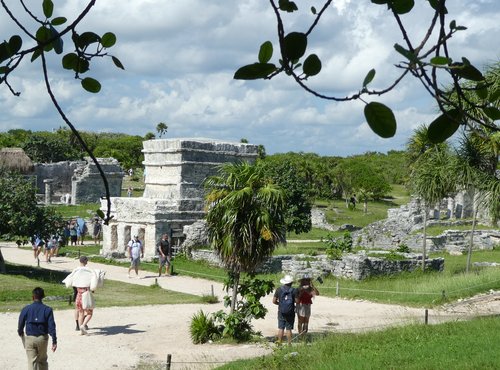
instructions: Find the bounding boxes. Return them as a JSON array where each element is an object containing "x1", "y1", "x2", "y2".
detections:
[{"x1": 1, "y1": 243, "x2": 499, "y2": 370}]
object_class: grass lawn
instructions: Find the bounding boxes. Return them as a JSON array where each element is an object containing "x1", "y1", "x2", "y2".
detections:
[
  {"x1": 218, "y1": 316, "x2": 500, "y2": 370},
  {"x1": 0, "y1": 262, "x2": 203, "y2": 312},
  {"x1": 51, "y1": 202, "x2": 101, "y2": 219}
]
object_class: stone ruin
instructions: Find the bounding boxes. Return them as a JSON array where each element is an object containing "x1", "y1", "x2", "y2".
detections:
[
  {"x1": 34, "y1": 157, "x2": 123, "y2": 204},
  {"x1": 100, "y1": 138, "x2": 259, "y2": 259},
  {"x1": 354, "y1": 194, "x2": 500, "y2": 253}
]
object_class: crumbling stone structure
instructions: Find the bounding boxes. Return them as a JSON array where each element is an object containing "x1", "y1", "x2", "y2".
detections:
[
  {"x1": 33, "y1": 158, "x2": 123, "y2": 204},
  {"x1": 354, "y1": 196, "x2": 499, "y2": 252},
  {"x1": 100, "y1": 139, "x2": 259, "y2": 259}
]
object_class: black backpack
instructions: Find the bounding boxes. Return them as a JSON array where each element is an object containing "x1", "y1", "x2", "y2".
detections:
[{"x1": 279, "y1": 286, "x2": 295, "y2": 315}]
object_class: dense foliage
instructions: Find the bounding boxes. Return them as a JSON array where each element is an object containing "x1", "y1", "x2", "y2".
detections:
[
  {"x1": 0, "y1": 169, "x2": 63, "y2": 240},
  {"x1": 0, "y1": 128, "x2": 145, "y2": 169}
]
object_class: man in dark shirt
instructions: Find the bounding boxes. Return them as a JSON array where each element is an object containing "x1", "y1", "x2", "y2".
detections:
[
  {"x1": 156, "y1": 233, "x2": 172, "y2": 276},
  {"x1": 18, "y1": 287, "x2": 57, "y2": 370}
]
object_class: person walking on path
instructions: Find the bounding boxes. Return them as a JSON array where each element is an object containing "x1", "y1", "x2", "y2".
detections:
[
  {"x1": 156, "y1": 233, "x2": 172, "y2": 277},
  {"x1": 127, "y1": 235, "x2": 144, "y2": 278},
  {"x1": 296, "y1": 275, "x2": 320, "y2": 335},
  {"x1": 62, "y1": 256, "x2": 96, "y2": 335},
  {"x1": 272, "y1": 274, "x2": 298, "y2": 345},
  {"x1": 18, "y1": 287, "x2": 57, "y2": 370}
]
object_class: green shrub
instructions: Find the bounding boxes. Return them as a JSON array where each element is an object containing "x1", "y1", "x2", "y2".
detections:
[
  {"x1": 201, "y1": 294, "x2": 220, "y2": 304},
  {"x1": 325, "y1": 231, "x2": 352, "y2": 260},
  {"x1": 396, "y1": 243, "x2": 411, "y2": 253},
  {"x1": 189, "y1": 310, "x2": 220, "y2": 344}
]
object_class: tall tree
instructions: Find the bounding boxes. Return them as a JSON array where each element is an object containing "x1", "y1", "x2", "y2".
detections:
[
  {"x1": 156, "y1": 122, "x2": 168, "y2": 138},
  {"x1": 408, "y1": 146, "x2": 456, "y2": 271},
  {"x1": 204, "y1": 162, "x2": 286, "y2": 312}
]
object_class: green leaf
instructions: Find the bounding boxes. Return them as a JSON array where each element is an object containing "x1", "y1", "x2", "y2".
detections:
[
  {"x1": 30, "y1": 48, "x2": 42, "y2": 62},
  {"x1": 283, "y1": 32, "x2": 307, "y2": 61},
  {"x1": 371, "y1": 0, "x2": 388, "y2": 4},
  {"x1": 427, "y1": 109, "x2": 461, "y2": 143},
  {"x1": 362, "y1": 68, "x2": 376, "y2": 87},
  {"x1": 278, "y1": 0, "x2": 298, "y2": 12},
  {"x1": 364, "y1": 102, "x2": 397, "y2": 138},
  {"x1": 453, "y1": 63, "x2": 484, "y2": 81},
  {"x1": 482, "y1": 107, "x2": 500, "y2": 121},
  {"x1": 391, "y1": 0, "x2": 414, "y2": 14},
  {"x1": 258, "y1": 41, "x2": 273, "y2": 64},
  {"x1": 303, "y1": 54, "x2": 322, "y2": 76},
  {"x1": 475, "y1": 83, "x2": 488, "y2": 100},
  {"x1": 101, "y1": 32, "x2": 116, "y2": 48},
  {"x1": 51, "y1": 17, "x2": 67, "y2": 26},
  {"x1": 455, "y1": 26, "x2": 467, "y2": 31},
  {"x1": 75, "y1": 32, "x2": 100, "y2": 49},
  {"x1": 488, "y1": 87, "x2": 500, "y2": 103},
  {"x1": 62, "y1": 53, "x2": 78, "y2": 70},
  {"x1": 81, "y1": 77, "x2": 101, "y2": 93},
  {"x1": 42, "y1": 0, "x2": 54, "y2": 18},
  {"x1": 449, "y1": 20, "x2": 456, "y2": 29},
  {"x1": 8, "y1": 35, "x2": 22, "y2": 55},
  {"x1": 0, "y1": 66, "x2": 9, "y2": 74},
  {"x1": 0, "y1": 42, "x2": 10, "y2": 63},
  {"x1": 96, "y1": 209, "x2": 105, "y2": 219},
  {"x1": 112, "y1": 56, "x2": 125, "y2": 70},
  {"x1": 50, "y1": 25, "x2": 63, "y2": 54},
  {"x1": 428, "y1": 0, "x2": 447, "y2": 13},
  {"x1": 36, "y1": 26, "x2": 51, "y2": 43},
  {"x1": 234, "y1": 63, "x2": 276, "y2": 80},
  {"x1": 311, "y1": 6, "x2": 317, "y2": 14},
  {"x1": 430, "y1": 56, "x2": 450, "y2": 65},
  {"x1": 394, "y1": 43, "x2": 418, "y2": 64},
  {"x1": 77, "y1": 58, "x2": 90, "y2": 73}
]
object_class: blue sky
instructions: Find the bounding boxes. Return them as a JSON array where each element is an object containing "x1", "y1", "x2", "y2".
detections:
[{"x1": 0, "y1": 0, "x2": 499, "y2": 156}]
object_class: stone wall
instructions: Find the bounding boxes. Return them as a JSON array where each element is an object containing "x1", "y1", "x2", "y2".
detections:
[
  {"x1": 33, "y1": 161, "x2": 83, "y2": 196},
  {"x1": 354, "y1": 196, "x2": 499, "y2": 251},
  {"x1": 188, "y1": 249, "x2": 443, "y2": 280},
  {"x1": 32, "y1": 158, "x2": 123, "y2": 204},
  {"x1": 72, "y1": 157, "x2": 124, "y2": 204}
]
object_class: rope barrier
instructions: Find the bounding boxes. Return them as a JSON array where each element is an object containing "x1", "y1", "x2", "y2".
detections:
[{"x1": 320, "y1": 286, "x2": 442, "y2": 296}]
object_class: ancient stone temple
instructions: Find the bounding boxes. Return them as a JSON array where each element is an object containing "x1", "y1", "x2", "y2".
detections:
[{"x1": 100, "y1": 139, "x2": 259, "y2": 258}]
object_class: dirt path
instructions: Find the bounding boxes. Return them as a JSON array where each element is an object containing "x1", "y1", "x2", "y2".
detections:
[{"x1": 1, "y1": 243, "x2": 498, "y2": 370}]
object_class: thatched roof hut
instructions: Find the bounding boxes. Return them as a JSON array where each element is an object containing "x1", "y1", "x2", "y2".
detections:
[{"x1": 0, "y1": 147, "x2": 34, "y2": 174}]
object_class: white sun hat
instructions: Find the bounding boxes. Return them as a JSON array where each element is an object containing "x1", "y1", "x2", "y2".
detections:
[{"x1": 280, "y1": 274, "x2": 294, "y2": 285}]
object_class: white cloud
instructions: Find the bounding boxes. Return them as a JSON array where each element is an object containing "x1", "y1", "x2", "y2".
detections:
[{"x1": 0, "y1": 1, "x2": 498, "y2": 156}]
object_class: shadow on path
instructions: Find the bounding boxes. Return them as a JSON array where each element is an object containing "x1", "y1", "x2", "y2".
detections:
[{"x1": 91, "y1": 323, "x2": 145, "y2": 336}]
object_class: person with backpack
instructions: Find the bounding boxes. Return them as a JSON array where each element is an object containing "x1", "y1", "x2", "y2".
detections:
[{"x1": 272, "y1": 274, "x2": 298, "y2": 345}]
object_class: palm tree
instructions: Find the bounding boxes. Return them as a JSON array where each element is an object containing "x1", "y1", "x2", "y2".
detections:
[
  {"x1": 155, "y1": 122, "x2": 168, "y2": 138},
  {"x1": 453, "y1": 135, "x2": 496, "y2": 272},
  {"x1": 408, "y1": 145, "x2": 456, "y2": 271},
  {"x1": 204, "y1": 162, "x2": 286, "y2": 312}
]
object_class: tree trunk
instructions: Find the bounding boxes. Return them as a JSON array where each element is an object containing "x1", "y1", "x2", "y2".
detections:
[
  {"x1": 422, "y1": 205, "x2": 428, "y2": 272},
  {"x1": 363, "y1": 199, "x2": 368, "y2": 214},
  {"x1": 230, "y1": 271, "x2": 240, "y2": 314},
  {"x1": 466, "y1": 205, "x2": 478, "y2": 273},
  {"x1": 0, "y1": 249, "x2": 6, "y2": 274}
]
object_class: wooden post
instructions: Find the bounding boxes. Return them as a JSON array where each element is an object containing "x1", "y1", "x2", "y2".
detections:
[
  {"x1": 211, "y1": 284, "x2": 214, "y2": 297},
  {"x1": 424, "y1": 309, "x2": 428, "y2": 325},
  {"x1": 166, "y1": 354, "x2": 172, "y2": 370},
  {"x1": 336, "y1": 281, "x2": 339, "y2": 296}
]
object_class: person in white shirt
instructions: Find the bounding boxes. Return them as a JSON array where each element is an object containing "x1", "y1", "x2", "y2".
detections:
[{"x1": 127, "y1": 235, "x2": 144, "y2": 278}]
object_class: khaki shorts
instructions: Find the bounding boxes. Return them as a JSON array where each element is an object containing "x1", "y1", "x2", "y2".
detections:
[{"x1": 296, "y1": 303, "x2": 311, "y2": 318}]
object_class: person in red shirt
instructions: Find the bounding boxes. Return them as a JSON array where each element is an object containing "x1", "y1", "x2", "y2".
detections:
[{"x1": 296, "y1": 275, "x2": 320, "y2": 335}]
